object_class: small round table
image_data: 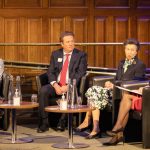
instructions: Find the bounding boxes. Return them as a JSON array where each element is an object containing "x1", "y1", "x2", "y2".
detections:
[
  {"x1": 45, "y1": 105, "x2": 94, "y2": 149},
  {"x1": 0, "y1": 101, "x2": 39, "y2": 143}
]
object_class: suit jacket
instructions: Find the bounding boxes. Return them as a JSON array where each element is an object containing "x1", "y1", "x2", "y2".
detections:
[
  {"x1": 115, "y1": 57, "x2": 146, "y2": 81},
  {"x1": 0, "y1": 72, "x2": 9, "y2": 99},
  {"x1": 47, "y1": 48, "x2": 87, "y2": 87}
]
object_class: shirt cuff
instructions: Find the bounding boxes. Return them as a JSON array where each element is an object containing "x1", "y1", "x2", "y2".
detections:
[{"x1": 50, "y1": 81, "x2": 57, "y2": 86}]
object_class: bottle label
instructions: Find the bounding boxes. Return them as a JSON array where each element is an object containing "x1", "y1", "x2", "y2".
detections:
[
  {"x1": 60, "y1": 100, "x2": 67, "y2": 110},
  {"x1": 13, "y1": 97, "x2": 20, "y2": 106}
]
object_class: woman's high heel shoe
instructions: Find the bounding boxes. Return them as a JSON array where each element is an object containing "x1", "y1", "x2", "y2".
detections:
[
  {"x1": 85, "y1": 132, "x2": 101, "y2": 139},
  {"x1": 74, "y1": 121, "x2": 91, "y2": 132},
  {"x1": 74, "y1": 126, "x2": 89, "y2": 132},
  {"x1": 106, "y1": 127, "x2": 124, "y2": 137},
  {"x1": 103, "y1": 131, "x2": 124, "y2": 146}
]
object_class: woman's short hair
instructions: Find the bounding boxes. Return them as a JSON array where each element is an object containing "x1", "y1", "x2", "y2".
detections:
[
  {"x1": 60, "y1": 31, "x2": 74, "y2": 42},
  {"x1": 0, "y1": 59, "x2": 4, "y2": 69},
  {"x1": 124, "y1": 38, "x2": 140, "y2": 51}
]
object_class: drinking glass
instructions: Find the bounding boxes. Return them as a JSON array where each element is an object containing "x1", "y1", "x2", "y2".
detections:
[
  {"x1": 0, "y1": 97, "x2": 5, "y2": 104},
  {"x1": 77, "y1": 96, "x2": 82, "y2": 108},
  {"x1": 56, "y1": 99, "x2": 60, "y2": 106},
  {"x1": 31, "y1": 94, "x2": 38, "y2": 103}
]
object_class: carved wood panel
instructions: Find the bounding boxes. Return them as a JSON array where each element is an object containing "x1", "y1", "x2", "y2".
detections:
[
  {"x1": 95, "y1": 0, "x2": 129, "y2": 8},
  {"x1": 0, "y1": 0, "x2": 2, "y2": 8},
  {"x1": 115, "y1": 17, "x2": 128, "y2": 66},
  {"x1": 4, "y1": 0, "x2": 42, "y2": 8},
  {"x1": 49, "y1": 0, "x2": 87, "y2": 7},
  {"x1": 95, "y1": 17, "x2": 106, "y2": 67},
  {"x1": 19, "y1": 17, "x2": 28, "y2": 62},
  {"x1": 137, "y1": 0, "x2": 150, "y2": 8},
  {"x1": 137, "y1": 17, "x2": 150, "y2": 66},
  {"x1": 27, "y1": 18, "x2": 42, "y2": 63},
  {"x1": 104, "y1": 16, "x2": 115, "y2": 68},
  {"x1": 0, "y1": 17, "x2": 4, "y2": 59},
  {"x1": 4, "y1": 18, "x2": 19, "y2": 61},
  {"x1": 48, "y1": 18, "x2": 64, "y2": 54},
  {"x1": 71, "y1": 17, "x2": 87, "y2": 49},
  {"x1": 0, "y1": 0, "x2": 149, "y2": 70}
]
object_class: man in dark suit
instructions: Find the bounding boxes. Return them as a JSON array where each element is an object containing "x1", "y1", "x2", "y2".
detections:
[
  {"x1": 0, "y1": 59, "x2": 10, "y2": 130},
  {"x1": 37, "y1": 31, "x2": 87, "y2": 133}
]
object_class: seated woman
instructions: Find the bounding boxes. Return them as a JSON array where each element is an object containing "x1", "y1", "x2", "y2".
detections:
[
  {"x1": 75, "y1": 38, "x2": 146, "y2": 139},
  {"x1": 103, "y1": 87, "x2": 144, "y2": 146}
]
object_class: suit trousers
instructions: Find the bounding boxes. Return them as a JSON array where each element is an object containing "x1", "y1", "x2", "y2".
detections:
[{"x1": 38, "y1": 84, "x2": 61, "y2": 125}]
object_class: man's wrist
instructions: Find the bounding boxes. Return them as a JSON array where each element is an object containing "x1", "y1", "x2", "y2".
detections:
[
  {"x1": 53, "y1": 82, "x2": 58, "y2": 87},
  {"x1": 51, "y1": 81, "x2": 57, "y2": 86}
]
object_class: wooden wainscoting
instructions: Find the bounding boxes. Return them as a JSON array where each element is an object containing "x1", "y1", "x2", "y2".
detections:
[{"x1": 0, "y1": 0, "x2": 149, "y2": 73}]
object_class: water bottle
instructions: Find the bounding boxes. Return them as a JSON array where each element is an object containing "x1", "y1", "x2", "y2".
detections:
[
  {"x1": 71, "y1": 79, "x2": 78, "y2": 108},
  {"x1": 66, "y1": 78, "x2": 72, "y2": 108},
  {"x1": 16, "y1": 76, "x2": 22, "y2": 103},
  {"x1": 8, "y1": 75, "x2": 14, "y2": 104}
]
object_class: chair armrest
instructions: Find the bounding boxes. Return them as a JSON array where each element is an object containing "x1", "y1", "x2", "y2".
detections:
[
  {"x1": 36, "y1": 72, "x2": 49, "y2": 94},
  {"x1": 92, "y1": 75, "x2": 114, "y2": 86},
  {"x1": 121, "y1": 80, "x2": 149, "y2": 90},
  {"x1": 142, "y1": 87, "x2": 150, "y2": 148},
  {"x1": 112, "y1": 80, "x2": 149, "y2": 125},
  {"x1": 79, "y1": 74, "x2": 88, "y2": 95},
  {"x1": 79, "y1": 73, "x2": 91, "y2": 105}
]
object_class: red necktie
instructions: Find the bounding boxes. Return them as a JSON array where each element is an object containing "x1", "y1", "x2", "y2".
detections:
[{"x1": 59, "y1": 54, "x2": 70, "y2": 86}]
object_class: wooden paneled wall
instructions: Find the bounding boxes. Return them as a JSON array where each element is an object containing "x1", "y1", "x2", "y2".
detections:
[{"x1": 0, "y1": 0, "x2": 150, "y2": 73}]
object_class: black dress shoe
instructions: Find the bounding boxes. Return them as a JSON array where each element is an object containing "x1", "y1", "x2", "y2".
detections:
[
  {"x1": 85, "y1": 132, "x2": 101, "y2": 139},
  {"x1": 56, "y1": 121, "x2": 66, "y2": 131},
  {"x1": 37, "y1": 125, "x2": 49, "y2": 133},
  {"x1": 56, "y1": 126, "x2": 65, "y2": 131},
  {"x1": 103, "y1": 132, "x2": 124, "y2": 146}
]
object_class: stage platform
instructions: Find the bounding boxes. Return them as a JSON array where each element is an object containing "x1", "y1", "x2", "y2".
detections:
[{"x1": 0, "y1": 124, "x2": 144, "y2": 150}]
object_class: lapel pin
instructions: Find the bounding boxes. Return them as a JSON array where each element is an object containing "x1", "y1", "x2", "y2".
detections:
[{"x1": 58, "y1": 58, "x2": 62, "y2": 62}]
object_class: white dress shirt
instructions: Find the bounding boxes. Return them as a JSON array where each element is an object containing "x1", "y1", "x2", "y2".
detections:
[{"x1": 51, "y1": 51, "x2": 72, "y2": 86}]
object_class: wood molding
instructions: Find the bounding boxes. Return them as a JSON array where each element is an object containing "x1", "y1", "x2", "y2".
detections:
[
  {"x1": 49, "y1": 0, "x2": 87, "y2": 8},
  {"x1": 0, "y1": 0, "x2": 149, "y2": 69},
  {"x1": 4, "y1": 0, "x2": 42, "y2": 8}
]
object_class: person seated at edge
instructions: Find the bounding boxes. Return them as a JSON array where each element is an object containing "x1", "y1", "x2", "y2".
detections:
[
  {"x1": 0, "y1": 59, "x2": 8, "y2": 117},
  {"x1": 103, "y1": 86, "x2": 145, "y2": 146},
  {"x1": 37, "y1": 31, "x2": 87, "y2": 133},
  {"x1": 75, "y1": 38, "x2": 146, "y2": 139}
]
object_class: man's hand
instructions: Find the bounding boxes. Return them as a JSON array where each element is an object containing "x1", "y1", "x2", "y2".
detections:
[
  {"x1": 104, "y1": 81, "x2": 114, "y2": 89},
  {"x1": 60, "y1": 85, "x2": 68, "y2": 93},
  {"x1": 53, "y1": 83, "x2": 63, "y2": 95}
]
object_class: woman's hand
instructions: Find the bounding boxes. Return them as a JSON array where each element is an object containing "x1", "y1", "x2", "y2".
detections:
[
  {"x1": 138, "y1": 87, "x2": 144, "y2": 94},
  {"x1": 104, "y1": 81, "x2": 114, "y2": 89}
]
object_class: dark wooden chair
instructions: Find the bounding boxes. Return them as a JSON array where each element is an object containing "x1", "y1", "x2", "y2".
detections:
[{"x1": 36, "y1": 72, "x2": 89, "y2": 127}]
